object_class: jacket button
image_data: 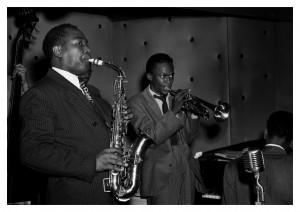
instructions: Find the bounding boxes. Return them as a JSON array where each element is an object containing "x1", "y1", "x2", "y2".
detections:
[
  {"x1": 169, "y1": 164, "x2": 172, "y2": 167},
  {"x1": 92, "y1": 122, "x2": 97, "y2": 127}
]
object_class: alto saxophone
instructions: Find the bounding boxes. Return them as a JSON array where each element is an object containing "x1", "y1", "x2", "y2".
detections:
[{"x1": 89, "y1": 58, "x2": 153, "y2": 202}]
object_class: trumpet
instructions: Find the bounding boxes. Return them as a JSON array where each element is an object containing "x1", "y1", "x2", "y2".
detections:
[{"x1": 165, "y1": 87, "x2": 230, "y2": 122}]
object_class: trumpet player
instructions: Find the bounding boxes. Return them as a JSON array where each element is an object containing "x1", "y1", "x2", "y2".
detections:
[
  {"x1": 128, "y1": 53, "x2": 205, "y2": 205},
  {"x1": 19, "y1": 23, "x2": 133, "y2": 205}
]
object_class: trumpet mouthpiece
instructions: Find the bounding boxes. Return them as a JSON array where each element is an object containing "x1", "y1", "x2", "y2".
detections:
[{"x1": 165, "y1": 87, "x2": 177, "y2": 95}]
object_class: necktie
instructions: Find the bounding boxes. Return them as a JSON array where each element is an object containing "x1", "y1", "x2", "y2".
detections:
[
  {"x1": 79, "y1": 78, "x2": 94, "y2": 103},
  {"x1": 154, "y1": 94, "x2": 178, "y2": 145},
  {"x1": 78, "y1": 78, "x2": 111, "y2": 128},
  {"x1": 153, "y1": 94, "x2": 168, "y2": 114}
]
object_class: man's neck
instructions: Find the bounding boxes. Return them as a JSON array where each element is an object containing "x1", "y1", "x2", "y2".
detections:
[{"x1": 265, "y1": 137, "x2": 286, "y2": 151}]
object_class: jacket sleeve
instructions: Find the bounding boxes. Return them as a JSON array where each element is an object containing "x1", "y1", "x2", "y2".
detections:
[
  {"x1": 19, "y1": 88, "x2": 98, "y2": 183},
  {"x1": 128, "y1": 95, "x2": 184, "y2": 147},
  {"x1": 222, "y1": 161, "x2": 238, "y2": 204},
  {"x1": 181, "y1": 112, "x2": 201, "y2": 145}
]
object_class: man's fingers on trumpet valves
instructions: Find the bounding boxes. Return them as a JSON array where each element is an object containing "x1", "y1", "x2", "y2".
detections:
[{"x1": 166, "y1": 87, "x2": 192, "y2": 114}]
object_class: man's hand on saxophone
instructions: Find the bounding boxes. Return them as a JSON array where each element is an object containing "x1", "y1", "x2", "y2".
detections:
[
  {"x1": 96, "y1": 148, "x2": 129, "y2": 172},
  {"x1": 95, "y1": 104, "x2": 132, "y2": 173},
  {"x1": 122, "y1": 104, "x2": 134, "y2": 124}
]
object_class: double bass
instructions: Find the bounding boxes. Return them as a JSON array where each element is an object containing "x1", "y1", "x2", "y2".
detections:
[{"x1": 7, "y1": 8, "x2": 38, "y2": 204}]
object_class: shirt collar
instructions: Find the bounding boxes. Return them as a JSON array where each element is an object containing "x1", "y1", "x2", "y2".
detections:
[
  {"x1": 265, "y1": 144, "x2": 285, "y2": 151},
  {"x1": 148, "y1": 85, "x2": 170, "y2": 98},
  {"x1": 52, "y1": 67, "x2": 81, "y2": 91}
]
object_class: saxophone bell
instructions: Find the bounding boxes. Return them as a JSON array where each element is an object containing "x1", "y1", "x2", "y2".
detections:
[
  {"x1": 105, "y1": 132, "x2": 153, "y2": 202},
  {"x1": 165, "y1": 87, "x2": 230, "y2": 122}
]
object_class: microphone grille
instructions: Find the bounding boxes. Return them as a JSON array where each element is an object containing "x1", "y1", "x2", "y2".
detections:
[{"x1": 242, "y1": 148, "x2": 265, "y2": 173}]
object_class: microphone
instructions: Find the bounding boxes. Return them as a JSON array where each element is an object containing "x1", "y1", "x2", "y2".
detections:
[
  {"x1": 242, "y1": 148, "x2": 265, "y2": 205},
  {"x1": 242, "y1": 148, "x2": 265, "y2": 173}
]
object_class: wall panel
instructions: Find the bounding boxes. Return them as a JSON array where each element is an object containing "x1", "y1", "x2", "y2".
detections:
[
  {"x1": 112, "y1": 17, "x2": 230, "y2": 153},
  {"x1": 7, "y1": 10, "x2": 292, "y2": 153},
  {"x1": 228, "y1": 18, "x2": 277, "y2": 145},
  {"x1": 276, "y1": 22, "x2": 293, "y2": 112}
]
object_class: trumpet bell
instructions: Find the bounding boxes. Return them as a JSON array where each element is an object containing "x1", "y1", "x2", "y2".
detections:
[
  {"x1": 165, "y1": 87, "x2": 230, "y2": 122},
  {"x1": 213, "y1": 102, "x2": 230, "y2": 122}
]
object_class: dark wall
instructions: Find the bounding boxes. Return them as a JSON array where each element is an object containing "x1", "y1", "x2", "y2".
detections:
[{"x1": 7, "y1": 7, "x2": 293, "y2": 154}]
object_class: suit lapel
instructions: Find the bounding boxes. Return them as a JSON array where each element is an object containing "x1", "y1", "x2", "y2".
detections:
[
  {"x1": 88, "y1": 87, "x2": 112, "y2": 128},
  {"x1": 59, "y1": 89, "x2": 98, "y2": 117},
  {"x1": 143, "y1": 88, "x2": 164, "y2": 118},
  {"x1": 47, "y1": 69, "x2": 110, "y2": 124},
  {"x1": 142, "y1": 88, "x2": 175, "y2": 118}
]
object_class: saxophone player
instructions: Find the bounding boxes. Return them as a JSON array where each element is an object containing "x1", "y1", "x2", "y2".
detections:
[
  {"x1": 128, "y1": 53, "x2": 205, "y2": 204},
  {"x1": 19, "y1": 23, "x2": 133, "y2": 205}
]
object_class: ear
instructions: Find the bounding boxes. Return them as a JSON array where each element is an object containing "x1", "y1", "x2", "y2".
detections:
[
  {"x1": 53, "y1": 46, "x2": 62, "y2": 57},
  {"x1": 146, "y1": 73, "x2": 153, "y2": 81},
  {"x1": 264, "y1": 128, "x2": 268, "y2": 140}
]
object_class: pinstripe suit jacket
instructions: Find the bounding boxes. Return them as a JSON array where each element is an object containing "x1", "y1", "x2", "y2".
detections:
[
  {"x1": 20, "y1": 69, "x2": 114, "y2": 204},
  {"x1": 128, "y1": 87, "x2": 205, "y2": 197},
  {"x1": 222, "y1": 146, "x2": 293, "y2": 205}
]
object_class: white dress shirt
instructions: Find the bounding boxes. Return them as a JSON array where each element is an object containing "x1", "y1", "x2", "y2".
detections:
[
  {"x1": 52, "y1": 67, "x2": 84, "y2": 94},
  {"x1": 148, "y1": 85, "x2": 170, "y2": 115}
]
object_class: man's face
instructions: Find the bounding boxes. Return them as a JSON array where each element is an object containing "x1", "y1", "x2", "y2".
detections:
[
  {"x1": 59, "y1": 28, "x2": 91, "y2": 75},
  {"x1": 147, "y1": 62, "x2": 174, "y2": 96}
]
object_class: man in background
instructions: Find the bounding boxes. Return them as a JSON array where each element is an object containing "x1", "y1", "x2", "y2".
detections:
[
  {"x1": 128, "y1": 53, "x2": 205, "y2": 205},
  {"x1": 222, "y1": 111, "x2": 293, "y2": 205}
]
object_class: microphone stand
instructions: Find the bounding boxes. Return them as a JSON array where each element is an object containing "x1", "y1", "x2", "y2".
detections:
[
  {"x1": 254, "y1": 172, "x2": 265, "y2": 205},
  {"x1": 242, "y1": 148, "x2": 265, "y2": 205}
]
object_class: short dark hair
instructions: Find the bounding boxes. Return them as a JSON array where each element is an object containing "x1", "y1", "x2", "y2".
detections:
[
  {"x1": 42, "y1": 23, "x2": 79, "y2": 59},
  {"x1": 267, "y1": 111, "x2": 293, "y2": 142},
  {"x1": 146, "y1": 53, "x2": 174, "y2": 74}
]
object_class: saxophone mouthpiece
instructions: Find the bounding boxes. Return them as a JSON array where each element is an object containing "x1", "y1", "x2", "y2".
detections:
[
  {"x1": 88, "y1": 58, "x2": 126, "y2": 77},
  {"x1": 88, "y1": 58, "x2": 104, "y2": 66}
]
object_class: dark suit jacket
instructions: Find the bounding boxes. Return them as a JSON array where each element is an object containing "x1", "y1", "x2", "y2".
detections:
[
  {"x1": 20, "y1": 69, "x2": 114, "y2": 204},
  {"x1": 128, "y1": 87, "x2": 205, "y2": 197},
  {"x1": 222, "y1": 146, "x2": 293, "y2": 205}
]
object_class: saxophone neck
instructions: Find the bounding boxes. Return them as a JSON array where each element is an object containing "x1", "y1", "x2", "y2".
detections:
[
  {"x1": 88, "y1": 58, "x2": 126, "y2": 78},
  {"x1": 107, "y1": 62, "x2": 126, "y2": 78}
]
